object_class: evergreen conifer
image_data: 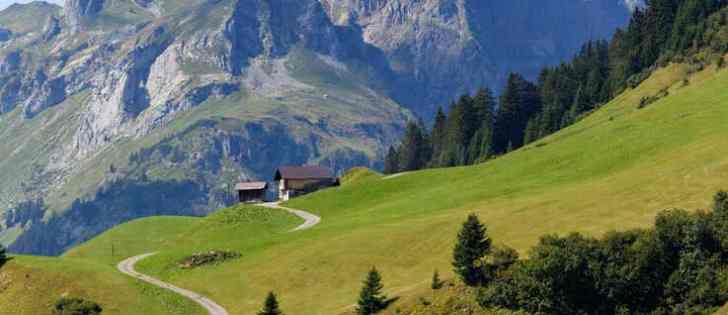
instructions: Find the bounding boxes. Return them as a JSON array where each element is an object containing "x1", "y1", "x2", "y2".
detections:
[
  {"x1": 258, "y1": 292, "x2": 284, "y2": 315},
  {"x1": 453, "y1": 214, "x2": 492, "y2": 286},
  {"x1": 356, "y1": 267, "x2": 387, "y2": 315}
]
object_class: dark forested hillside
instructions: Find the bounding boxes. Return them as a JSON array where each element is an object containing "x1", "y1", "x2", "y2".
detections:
[{"x1": 386, "y1": 0, "x2": 728, "y2": 174}]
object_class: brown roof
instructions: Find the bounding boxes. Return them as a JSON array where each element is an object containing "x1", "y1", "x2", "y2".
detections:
[
  {"x1": 275, "y1": 166, "x2": 334, "y2": 180},
  {"x1": 235, "y1": 182, "x2": 268, "y2": 191}
]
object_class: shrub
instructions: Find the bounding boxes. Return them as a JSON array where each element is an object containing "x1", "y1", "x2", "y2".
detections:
[
  {"x1": 178, "y1": 250, "x2": 240, "y2": 269},
  {"x1": 479, "y1": 192, "x2": 728, "y2": 314},
  {"x1": 483, "y1": 246, "x2": 519, "y2": 282},
  {"x1": 431, "y1": 270, "x2": 443, "y2": 290},
  {"x1": 53, "y1": 297, "x2": 102, "y2": 315}
]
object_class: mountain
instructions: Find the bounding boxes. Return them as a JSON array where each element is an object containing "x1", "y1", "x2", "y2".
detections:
[
  {"x1": 0, "y1": 0, "x2": 635, "y2": 255},
  {"x1": 320, "y1": 0, "x2": 640, "y2": 118},
  {"x1": 14, "y1": 55, "x2": 728, "y2": 314}
]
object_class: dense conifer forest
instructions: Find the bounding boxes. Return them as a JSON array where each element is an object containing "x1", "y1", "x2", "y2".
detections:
[{"x1": 385, "y1": 0, "x2": 728, "y2": 174}]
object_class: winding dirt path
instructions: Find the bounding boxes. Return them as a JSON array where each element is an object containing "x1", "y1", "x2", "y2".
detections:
[
  {"x1": 260, "y1": 202, "x2": 321, "y2": 231},
  {"x1": 118, "y1": 253, "x2": 230, "y2": 315},
  {"x1": 117, "y1": 203, "x2": 320, "y2": 315}
]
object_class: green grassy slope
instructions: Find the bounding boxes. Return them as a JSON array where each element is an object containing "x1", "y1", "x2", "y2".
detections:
[
  {"x1": 51, "y1": 61, "x2": 728, "y2": 315},
  {"x1": 0, "y1": 256, "x2": 204, "y2": 315}
]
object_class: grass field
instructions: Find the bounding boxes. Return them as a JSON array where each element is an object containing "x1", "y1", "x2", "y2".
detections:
[
  {"x1": 7, "y1": 60, "x2": 728, "y2": 314},
  {"x1": 0, "y1": 255, "x2": 204, "y2": 315}
]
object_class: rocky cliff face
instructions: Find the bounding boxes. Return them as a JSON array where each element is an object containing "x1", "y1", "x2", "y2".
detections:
[
  {"x1": 319, "y1": 0, "x2": 637, "y2": 118},
  {"x1": 64, "y1": 0, "x2": 104, "y2": 32},
  {"x1": 0, "y1": 0, "x2": 634, "y2": 254}
]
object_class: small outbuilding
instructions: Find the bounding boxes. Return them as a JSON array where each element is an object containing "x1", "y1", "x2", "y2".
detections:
[
  {"x1": 274, "y1": 165, "x2": 339, "y2": 201},
  {"x1": 235, "y1": 181, "x2": 268, "y2": 203}
]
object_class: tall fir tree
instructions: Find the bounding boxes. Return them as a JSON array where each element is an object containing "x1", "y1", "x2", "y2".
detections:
[
  {"x1": 445, "y1": 101, "x2": 467, "y2": 154},
  {"x1": 258, "y1": 292, "x2": 284, "y2": 315},
  {"x1": 398, "y1": 121, "x2": 428, "y2": 171},
  {"x1": 469, "y1": 88, "x2": 496, "y2": 162},
  {"x1": 357, "y1": 267, "x2": 387, "y2": 315},
  {"x1": 383, "y1": 146, "x2": 400, "y2": 175},
  {"x1": 429, "y1": 107, "x2": 448, "y2": 167},
  {"x1": 453, "y1": 214, "x2": 492, "y2": 286},
  {"x1": 523, "y1": 116, "x2": 540, "y2": 145},
  {"x1": 492, "y1": 73, "x2": 542, "y2": 154},
  {"x1": 442, "y1": 100, "x2": 468, "y2": 166},
  {"x1": 472, "y1": 88, "x2": 496, "y2": 125},
  {"x1": 458, "y1": 94, "x2": 478, "y2": 149}
]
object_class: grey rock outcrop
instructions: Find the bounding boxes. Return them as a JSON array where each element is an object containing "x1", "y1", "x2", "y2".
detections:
[
  {"x1": 42, "y1": 16, "x2": 61, "y2": 40},
  {"x1": 64, "y1": 0, "x2": 105, "y2": 32},
  {"x1": 319, "y1": 0, "x2": 634, "y2": 118}
]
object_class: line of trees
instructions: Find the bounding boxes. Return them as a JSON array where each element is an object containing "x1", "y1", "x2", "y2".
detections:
[
  {"x1": 450, "y1": 192, "x2": 728, "y2": 314},
  {"x1": 257, "y1": 192, "x2": 728, "y2": 315},
  {"x1": 257, "y1": 267, "x2": 391, "y2": 315},
  {"x1": 386, "y1": 0, "x2": 728, "y2": 174}
]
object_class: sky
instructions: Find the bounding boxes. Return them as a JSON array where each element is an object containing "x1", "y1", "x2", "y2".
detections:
[{"x1": 0, "y1": 0, "x2": 63, "y2": 10}]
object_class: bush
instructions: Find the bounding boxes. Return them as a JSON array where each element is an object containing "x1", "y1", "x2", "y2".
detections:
[
  {"x1": 638, "y1": 88, "x2": 669, "y2": 109},
  {"x1": 483, "y1": 246, "x2": 519, "y2": 282},
  {"x1": 178, "y1": 250, "x2": 241, "y2": 269},
  {"x1": 431, "y1": 270, "x2": 444, "y2": 290},
  {"x1": 53, "y1": 297, "x2": 102, "y2": 315},
  {"x1": 479, "y1": 192, "x2": 728, "y2": 314}
]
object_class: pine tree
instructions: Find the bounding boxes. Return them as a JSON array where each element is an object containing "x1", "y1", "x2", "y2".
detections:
[
  {"x1": 398, "y1": 121, "x2": 427, "y2": 172},
  {"x1": 567, "y1": 85, "x2": 589, "y2": 126},
  {"x1": 431, "y1": 269, "x2": 443, "y2": 290},
  {"x1": 467, "y1": 128, "x2": 488, "y2": 164},
  {"x1": 453, "y1": 214, "x2": 492, "y2": 286},
  {"x1": 258, "y1": 292, "x2": 284, "y2": 315},
  {"x1": 383, "y1": 146, "x2": 400, "y2": 175},
  {"x1": 429, "y1": 107, "x2": 448, "y2": 167},
  {"x1": 357, "y1": 267, "x2": 387, "y2": 315},
  {"x1": 458, "y1": 94, "x2": 478, "y2": 149},
  {"x1": 469, "y1": 88, "x2": 496, "y2": 163},
  {"x1": 523, "y1": 116, "x2": 540, "y2": 145},
  {"x1": 492, "y1": 73, "x2": 541, "y2": 154},
  {"x1": 473, "y1": 88, "x2": 496, "y2": 125},
  {"x1": 444, "y1": 100, "x2": 467, "y2": 165}
]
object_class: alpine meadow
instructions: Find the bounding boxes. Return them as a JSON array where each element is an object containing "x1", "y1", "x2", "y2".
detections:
[{"x1": 4, "y1": 1, "x2": 728, "y2": 315}]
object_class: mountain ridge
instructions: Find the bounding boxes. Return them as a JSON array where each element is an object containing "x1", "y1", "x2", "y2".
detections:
[{"x1": 0, "y1": 0, "x2": 635, "y2": 255}]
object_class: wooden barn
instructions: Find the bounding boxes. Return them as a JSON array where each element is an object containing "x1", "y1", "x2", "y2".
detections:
[
  {"x1": 274, "y1": 166, "x2": 339, "y2": 201},
  {"x1": 235, "y1": 181, "x2": 268, "y2": 203}
]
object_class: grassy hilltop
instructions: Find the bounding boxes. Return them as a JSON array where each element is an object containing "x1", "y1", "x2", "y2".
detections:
[{"x1": 6, "y1": 58, "x2": 728, "y2": 314}]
